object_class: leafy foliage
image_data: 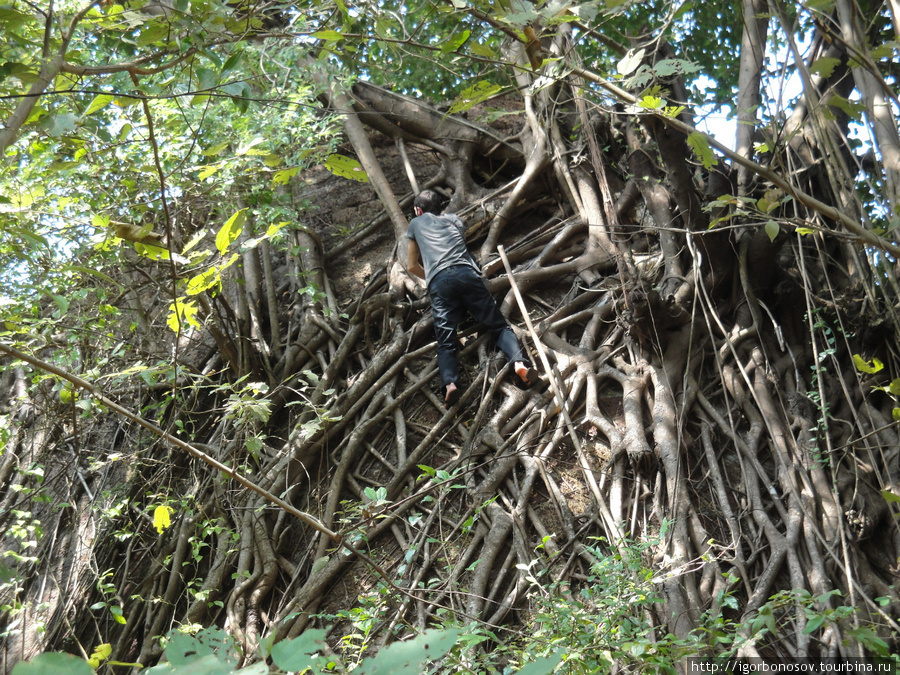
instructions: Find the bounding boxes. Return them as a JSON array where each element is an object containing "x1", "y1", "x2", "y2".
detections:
[
  {"x1": 1, "y1": 0, "x2": 339, "y2": 310},
  {"x1": 4, "y1": 0, "x2": 900, "y2": 670},
  {"x1": 12, "y1": 625, "x2": 562, "y2": 674}
]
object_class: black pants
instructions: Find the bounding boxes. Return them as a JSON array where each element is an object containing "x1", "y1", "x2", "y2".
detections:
[{"x1": 429, "y1": 265, "x2": 526, "y2": 387}]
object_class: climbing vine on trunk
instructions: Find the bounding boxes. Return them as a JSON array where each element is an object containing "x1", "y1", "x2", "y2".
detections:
[{"x1": 2, "y1": 0, "x2": 900, "y2": 671}]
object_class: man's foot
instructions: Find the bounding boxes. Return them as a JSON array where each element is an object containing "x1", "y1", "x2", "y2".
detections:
[
  {"x1": 514, "y1": 362, "x2": 538, "y2": 389},
  {"x1": 444, "y1": 382, "x2": 461, "y2": 407}
]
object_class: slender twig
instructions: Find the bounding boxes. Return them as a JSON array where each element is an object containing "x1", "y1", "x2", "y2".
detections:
[{"x1": 0, "y1": 341, "x2": 408, "y2": 599}]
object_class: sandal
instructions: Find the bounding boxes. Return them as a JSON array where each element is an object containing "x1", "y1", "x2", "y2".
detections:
[{"x1": 514, "y1": 365, "x2": 538, "y2": 389}]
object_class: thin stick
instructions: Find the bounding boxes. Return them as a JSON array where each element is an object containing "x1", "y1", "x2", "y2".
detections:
[
  {"x1": 0, "y1": 341, "x2": 405, "y2": 595},
  {"x1": 396, "y1": 137, "x2": 420, "y2": 194},
  {"x1": 496, "y1": 246, "x2": 624, "y2": 544}
]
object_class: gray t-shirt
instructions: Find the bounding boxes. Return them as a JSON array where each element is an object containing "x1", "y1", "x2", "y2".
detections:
[{"x1": 406, "y1": 212, "x2": 480, "y2": 286}]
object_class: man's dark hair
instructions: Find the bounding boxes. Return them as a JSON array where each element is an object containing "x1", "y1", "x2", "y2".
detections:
[{"x1": 414, "y1": 189, "x2": 443, "y2": 215}]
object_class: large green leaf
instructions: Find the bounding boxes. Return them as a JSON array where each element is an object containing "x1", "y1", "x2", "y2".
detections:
[
  {"x1": 11, "y1": 652, "x2": 93, "y2": 675},
  {"x1": 324, "y1": 154, "x2": 369, "y2": 183},
  {"x1": 40, "y1": 113, "x2": 77, "y2": 137},
  {"x1": 164, "y1": 627, "x2": 239, "y2": 667},
  {"x1": 144, "y1": 653, "x2": 232, "y2": 675},
  {"x1": 515, "y1": 651, "x2": 565, "y2": 675},
  {"x1": 852, "y1": 354, "x2": 884, "y2": 374},
  {"x1": 215, "y1": 209, "x2": 247, "y2": 254},
  {"x1": 270, "y1": 629, "x2": 331, "y2": 671},
  {"x1": 442, "y1": 29, "x2": 470, "y2": 53},
  {"x1": 83, "y1": 94, "x2": 116, "y2": 116},
  {"x1": 357, "y1": 628, "x2": 462, "y2": 675},
  {"x1": 687, "y1": 131, "x2": 717, "y2": 169},
  {"x1": 448, "y1": 80, "x2": 503, "y2": 114}
]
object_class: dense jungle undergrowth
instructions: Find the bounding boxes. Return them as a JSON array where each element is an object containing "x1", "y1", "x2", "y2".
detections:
[{"x1": 2, "y1": 0, "x2": 900, "y2": 672}]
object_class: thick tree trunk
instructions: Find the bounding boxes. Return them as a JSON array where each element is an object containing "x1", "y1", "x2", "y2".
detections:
[{"x1": 4, "y1": 8, "x2": 900, "y2": 670}]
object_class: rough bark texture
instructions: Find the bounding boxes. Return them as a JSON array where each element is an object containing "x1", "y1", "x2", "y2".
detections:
[{"x1": 2, "y1": 19, "x2": 900, "y2": 673}]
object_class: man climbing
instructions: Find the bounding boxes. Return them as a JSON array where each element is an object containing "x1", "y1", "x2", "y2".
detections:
[{"x1": 406, "y1": 189, "x2": 537, "y2": 407}]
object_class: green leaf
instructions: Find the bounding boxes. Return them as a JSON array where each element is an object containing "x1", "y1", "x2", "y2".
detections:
[
  {"x1": 41, "y1": 113, "x2": 77, "y2": 137},
  {"x1": 448, "y1": 80, "x2": 503, "y2": 114},
  {"x1": 870, "y1": 42, "x2": 896, "y2": 60},
  {"x1": 756, "y1": 604, "x2": 777, "y2": 636},
  {"x1": 270, "y1": 629, "x2": 331, "y2": 671},
  {"x1": 653, "y1": 58, "x2": 699, "y2": 77},
  {"x1": 0, "y1": 7, "x2": 33, "y2": 30},
  {"x1": 262, "y1": 153, "x2": 283, "y2": 167},
  {"x1": 312, "y1": 29, "x2": 343, "y2": 42},
  {"x1": 165, "y1": 627, "x2": 238, "y2": 667},
  {"x1": 198, "y1": 163, "x2": 222, "y2": 180},
  {"x1": 134, "y1": 242, "x2": 172, "y2": 261},
  {"x1": 84, "y1": 94, "x2": 116, "y2": 116},
  {"x1": 809, "y1": 56, "x2": 840, "y2": 78},
  {"x1": 87, "y1": 643, "x2": 112, "y2": 668},
  {"x1": 236, "y1": 137, "x2": 266, "y2": 155},
  {"x1": 827, "y1": 94, "x2": 865, "y2": 121},
  {"x1": 272, "y1": 167, "x2": 300, "y2": 186},
  {"x1": 852, "y1": 354, "x2": 884, "y2": 374},
  {"x1": 136, "y1": 22, "x2": 170, "y2": 47},
  {"x1": 310, "y1": 555, "x2": 330, "y2": 575},
  {"x1": 216, "y1": 208, "x2": 247, "y2": 254},
  {"x1": 847, "y1": 627, "x2": 891, "y2": 657},
  {"x1": 109, "y1": 605, "x2": 127, "y2": 624},
  {"x1": 266, "y1": 222, "x2": 287, "y2": 238},
  {"x1": 167, "y1": 298, "x2": 201, "y2": 332},
  {"x1": 687, "y1": 131, "x2": 717, "y2": 169},
  {"x1": 357, "y1": 628, "x2": 462, "y2": 675},
  {"x1": 505, "y1": 6, "x2": 539, "y2": 26},
  {"x1": 195, "y1": 66, "x2": 217, "y2": 90},
  {"x1": 442, "y1": 29, "x2": 470, "y2": 53},
  {"x1": 764, "y1": 220, "x2": 780, "y2": 242},
  {"x1": 6, "y1": 225, "x2": 48, "y2": 248},
  {"x1": 146, "y1": 653, "x2": 232, "y2": 675},
  {"x1": 882, "y1": 489, "x2": 900, "y2": 504},
  {"x1": 51, "y1": 294, "x2": 69, "y2": 315},
  {"x1": 470, "y1": 42, "x2": 496, "y2": 59},
  {"x1": 323, "y1": 154, "x2": 369, "y2": 183},
  {"x1": 11, "y1": 652, "x2": 93, "y2": 675},
  {"x1": 803, "y1": 614, "x2": 825, "y2": 634},
  {"x1": 201, "y1": 143, "x2": 229, "y2": 157},
  {"x1": 515, "y1": 651, "x2": 565, "y2": 675},
  {"x1": 186, "y1": 267, "x2": 220, "y2": 296},
  {"x1": 638, "y1": 95, "x2": 664, "y2": 110}
]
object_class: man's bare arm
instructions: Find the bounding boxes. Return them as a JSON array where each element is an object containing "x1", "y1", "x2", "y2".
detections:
[{"x1": 407, "y1": 239, "x2": 425, "y2": 279}]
